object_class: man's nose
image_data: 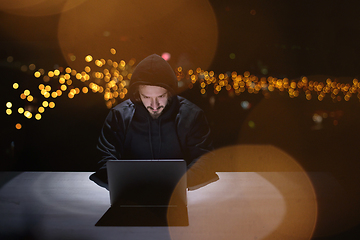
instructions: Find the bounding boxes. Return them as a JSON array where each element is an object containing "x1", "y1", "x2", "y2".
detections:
[{"x1": 151, "y1": 98, "x2": 160, "y2": 109}]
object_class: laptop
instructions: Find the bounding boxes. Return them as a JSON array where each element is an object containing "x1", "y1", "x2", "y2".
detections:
[{"x1": 96, "y1": 159, "x2": 188, "y2": 226}]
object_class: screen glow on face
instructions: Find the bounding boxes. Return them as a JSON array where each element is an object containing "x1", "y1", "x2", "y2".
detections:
[{"x1": 138, "y1": 85, "x2": 169, "y2": 119}]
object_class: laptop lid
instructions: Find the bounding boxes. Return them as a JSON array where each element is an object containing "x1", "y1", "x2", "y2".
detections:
[{"x1": 107, "y1": 159, "x2": 187, "y2": 207}]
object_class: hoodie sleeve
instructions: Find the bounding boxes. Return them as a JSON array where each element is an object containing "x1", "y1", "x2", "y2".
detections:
[
  {"x1": 90, "y1": 104, "x2": 131, "y2": 188},
  {"x1": 184, "y1": 108, "x2": 213, "y2": 167},
  {"x1": 97, "y1": 108, "x2": 124, "y2": 166}
]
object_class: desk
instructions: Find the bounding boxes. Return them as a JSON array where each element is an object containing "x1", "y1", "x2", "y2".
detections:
[{"x1": 0, "y1": 171, "x2": 350, "y2": 240}]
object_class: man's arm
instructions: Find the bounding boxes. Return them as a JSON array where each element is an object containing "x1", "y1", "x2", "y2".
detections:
[{"x1": 90, "y1": 107, "x2": 128, "y2": 188}]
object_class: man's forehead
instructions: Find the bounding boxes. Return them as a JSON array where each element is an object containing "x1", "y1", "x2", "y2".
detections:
[{"x1": 139, "y1": 85, "x2": 168, "y2": 96}]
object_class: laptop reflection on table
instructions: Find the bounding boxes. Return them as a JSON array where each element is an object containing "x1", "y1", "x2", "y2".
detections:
[{"x1": 96, "y1": 159, "x2": 189, "y2": 226}]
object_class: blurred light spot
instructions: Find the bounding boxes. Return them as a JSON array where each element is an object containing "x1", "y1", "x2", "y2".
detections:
[
  {"x1": 82, "y1": 87, "x2": 88, "y2": 94},
  {"x1": 103, "y1": 31, "x2": 110, "y2": 37},
  {"x1": 68, "y1": 53, "x2": 76, "y2": 61},
  {"x1": 110, "y1": 48, "x2": 116, "y2": 55},
  {"x1": 18, "y1": 107, "x2": 24, "y2": 114},
  {"x1": 6, "y1": 109, "x2": 12, "y2": 115},
  {"x1": 49, "y1": 102, "x2": 55, "y2": 108},
  {"x1": 35, "y1": 113, "x2": 41, "y2": 120},
  {"x1": 21, "y1": 65, "x2": 28, "y2": 72},
  {"x1": 24, "y1": 90, "x2": 30, "y2": 96},
  {"x1": 6, "y1": 102, "x2": 12, "y2": 108},
  {"x1": 250, "y1": 9, "x2": 256, "y2": 15},
  {"x1": 85, "y1": 55, "x2": 93, "y2": 62},
  {"x1": 312, "y1": 113, "x2": 323, "y2": 124},
  {"x1": 61, "y1": 85, "x2": 67, "y2": 91},
  {"x1": 261, "y1": 67, "x2": 268, "y2": 75},
  {"x1": 209, "y1": 96, "x2": 216, "y2": 107},
  {"x1": 248, "y1": 120, "x2": 255, "y2": 128},
  {"x1": 161, "y1": 52, "x2": 171, "y2": 61},
  {"x1": 229, "y1": 53, "x2": 236, "y2": 60},
  {"x1": 27, "y1": 95, "x2": 34, "y2": 102},
  {"x1": 29, "y1": 64, "x2": 36, "y2": 71},
  {"x1": 13, "y1": 83, "x2": 19, "y2": 89},
  {"x1": 42, "y1": 101, "x2": 49, "y2": 108},
  {"x1": 38, "y1": 107, "x2": 45, "y2": 113},
  {"x1": 7, "y1": 56, "x2": 14, "y2": 63},
  {"x1": 24, "y1": 111, "x2": 32, "y2": 118},
  {"x1": 20, "y1": 93, "x2": 26, "y2": 99},
  {"x1": 15, "y1": 123, "x2": 22, "y2": 130},
  {"x1": 34, "y1": 71, "x2": 41, "y2": 78},
  {"x1": 241, "y1": 101, "x2": 251, "y2": 110}
]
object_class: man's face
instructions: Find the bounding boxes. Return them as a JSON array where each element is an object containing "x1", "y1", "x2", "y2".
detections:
[{"x1": 138, "y1": 85, "x2": 169, "y2": 119}]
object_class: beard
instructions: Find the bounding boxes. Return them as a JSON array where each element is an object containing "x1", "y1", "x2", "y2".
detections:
[{"x1": 147, "y1": 106, "x2": 164, "y2": 119}]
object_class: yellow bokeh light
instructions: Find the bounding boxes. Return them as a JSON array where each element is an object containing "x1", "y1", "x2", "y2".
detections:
[
  {"x1": 34, "y1": 71, "x2": 41, "y2": 78},
  {"x1": 51, "y1": 92, "x2": 58, "y2": 98},
  {"x1": 65, "y1": 67, "x2": 72, "y2": 74},
  {"x1": 24, "y1": 90, "x2": 30, "y2": 96},
  {"x1": 13, "y1": 83, "x2": 19, "y2": 89},
  {"x1": 18, "y1": 107, "x2": 24, "y2": 114},
  {"x1": 6, "y1": 109, "x2": 12, "y2": 115},
  {"x1": 15, "y1": 123, "x2": 22, "y2": 130},
  {"x1": 85, "y1": 66, "x2": 91, "y2": 73},
  {"x1": 27, "y1": 95, "x2": 34, "y2": 102},
  {"x1": 24, "y1": 111, "x2": 32, "y2": 118},
  {"x1": 61, "y1": 85, "x2": 67, "y2": 91},
  {"x1": 42, "y1": 101, "x2": 49, "y2": 107},
  {"x1": 6, "y1": 102, "x2": 12, "y2": 108},
  {"x1": 54, "y1": 69, "x2": 61, "y2": 76},
  {"x1": 38, "y1": 84, "x2": 45, "y2": 90},
  {"x1": 82, "y1": 87, "x2": 89, "y2": 93},
  {"x1": 44, "y1": 92, "x2": 50, "y2": 98},
  {"x1": 85, "y1": 55, "x2": 93, "y2": 62},
  {"x1": 20, "y1": 93, "x2": 26, "y2": 99},
  {"x1": 48, "y1": 71, "x2": 54, "y2": 78},
  {"x1": 110, "y1": 48, "x2": 116, "y2": 54},
  {"x1": 49, "y1": 102, "x2": 55, "y2": 108},
  {"x1": 68, "y1": 92, "x2": 75, "y2": 99},
  {"x1": 67, "y1": 79, "x2": 73, "y2": 85},
  {"x1": 56, "y1": 90, "x2": 63, "y2": 96},
  {"x1": 38, "y1": 107, "x2": 45, "y2": 113},
  {"x1": 59, "y1": 77, "x2": 66, "y2": 84},
  {"x1": 35, "y1": 114, "x2": 42, "y2": 120},
  {"x1": 45, "y1": 85, "x2": 51, "y2": 91}
]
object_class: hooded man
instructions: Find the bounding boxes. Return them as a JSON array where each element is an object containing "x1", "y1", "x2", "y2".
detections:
[{"x1": 90, "y1": 54, "x2": 217, "y2": 189}]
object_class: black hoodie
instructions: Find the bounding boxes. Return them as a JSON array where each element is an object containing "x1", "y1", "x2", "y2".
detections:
[{"x1": 91, "y1": 54, "x2": 213, "y2": 187}]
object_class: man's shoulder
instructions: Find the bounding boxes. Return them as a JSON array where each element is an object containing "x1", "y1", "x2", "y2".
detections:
[
  {"x1": 111, "y1": 99, "x2": 135, "y2": 117},
  {"x1": 112, "y1": 99, "x2": 134, "y2": 111},
  {"x1": 177, "y1": 96, "x2": 202, "y2": 113}
]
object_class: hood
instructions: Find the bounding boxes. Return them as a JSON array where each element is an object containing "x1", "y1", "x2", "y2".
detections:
[{"x1": 129, "y1": 54, "x2": 178, "y2": 99}]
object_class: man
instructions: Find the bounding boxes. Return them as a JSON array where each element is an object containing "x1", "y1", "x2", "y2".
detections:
[{"x1": 90, "y1": 54, "x2": 217, "y2": 189}]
